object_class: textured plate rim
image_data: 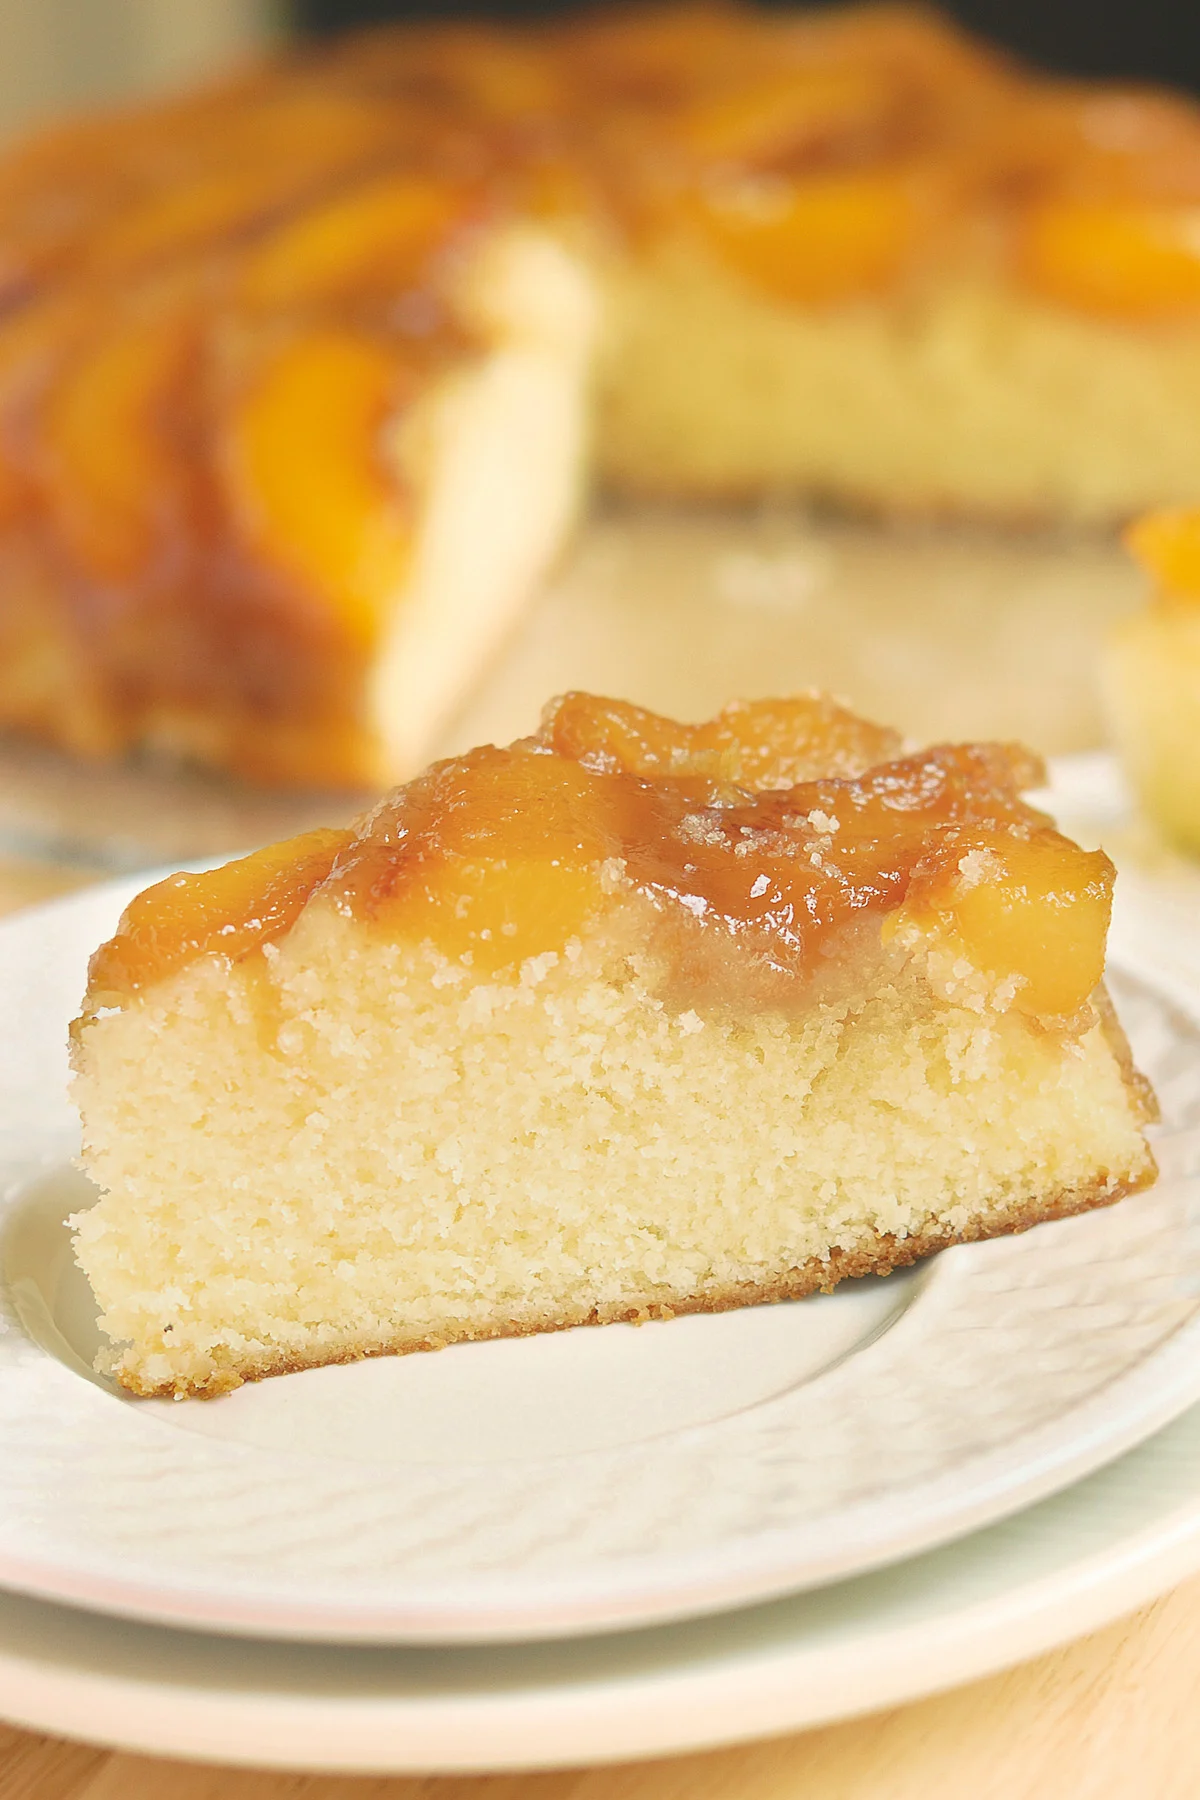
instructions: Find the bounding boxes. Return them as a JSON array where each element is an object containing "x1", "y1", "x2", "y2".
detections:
[
  {"x1": 3, "y1": 1195, "x2": 1200, "y2": 1650},
  {"x1": 1, "y1": 1397, "x2": 1200, "y2": 1772}
]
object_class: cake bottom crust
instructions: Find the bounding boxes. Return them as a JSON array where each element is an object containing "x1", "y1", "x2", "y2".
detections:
[{"x1": 115, "y1": 1163, "x2": 1153, "y2": 1399}]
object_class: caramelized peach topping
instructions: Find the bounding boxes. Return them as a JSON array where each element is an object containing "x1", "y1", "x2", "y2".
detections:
[
  {"x1": 889, "y1": 827, "x2": 1113, "y2": 1019},
  {"x1": 85, "y1": 695, "x2": 1113, "y2": 1027},
  {"x1": 237, "y1": 172, "x2": 478, "y2": 314},
  {"x1": 1124, "y1": 506, "x2": 1200, "y2": 601},
  {"x1": 39, "y1": 306, "x2": 199, "y2": 585},
  {"x1": 684, "y1": 167, "x2": 927, "y2": 306},
  {"x1": 84, "y1": 827, "x2": 351, "y2": 1008},
  {"x1": 603, "y1": 15, "x2": 1200, "y2": 318},
  {"x1": 1013, "y1": 93, "x2": 1200, "y2": 320},
  {"x1": 0, "y1": 65, "x2": 480, "y2": 767},
  {"x1": 1019, "y1": 198, "x2": 1200, "y2": 322},
  {"x1": 220, "y1": 330, "x2": 416, "y2": 641},
  {"x1": 538, "y1": 691, "x2": 901, "y2": 784}
]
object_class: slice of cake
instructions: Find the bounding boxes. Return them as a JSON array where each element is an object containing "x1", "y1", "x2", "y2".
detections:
[
  {"x1": 70, "y1": 691, "x2": 1157, "y2": 1399},
  {"x1": 1105, "y1": 508, "x2": 1200, "y2": 856}
]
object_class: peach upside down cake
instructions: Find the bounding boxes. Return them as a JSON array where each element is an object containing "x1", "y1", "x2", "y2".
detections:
[
  {"x1": 7, "y1": 6, "x2": 1200, "y2": 788},
  {"x1": 70, "y1": 692, "x2": 1156, "y2": 1398}
]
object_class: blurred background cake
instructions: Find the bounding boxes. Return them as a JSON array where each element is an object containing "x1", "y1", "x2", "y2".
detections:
[
  {"x1": 0, "y1": 0, "x2": 1199, "y2": 868},
  {"x1": 1104, "y1": 509, "x2": 1200, "y2": 857}
]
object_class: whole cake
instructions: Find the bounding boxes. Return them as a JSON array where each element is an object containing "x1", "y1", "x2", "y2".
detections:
[
  {"x1": 6, "y1": 7, "x2": 1200, "y2": 787},
  {"x1": 71, "y1": 691, "x2": 1157, "y2": 1398},
  {"x1": 1105, "y1": 507, "x2": 1200, "y2": 855}
]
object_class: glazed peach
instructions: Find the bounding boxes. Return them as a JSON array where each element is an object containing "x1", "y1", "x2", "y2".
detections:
[
  {"x1": 39, "y1": 308, "x2": 196, "y2": 583},
  {"x1": 1018, "y1": 199, "x2": 1200, "y2": 320},
  {"x1": 686, "y1": 166, "x2": 925, "y2": 305},
  {"x1": 323, "y1": 722, "x2": 1060, "y2": 997},
  {"x1": 84, "y1": 826, "x2": 351, "y2": 1004},
  {"x1": 77, "y1": 94, "x2": 404, "y2": 282},
  {"x1": 83, "y1": 171, "x2": 290, "y2": 281},
  {"x1": 1105, "y1": 505, "x2": 1200, "y2": 858},
  {"x1": 88, "y1": 695, "x2": 1105, "y2": 1033},
  {"x1": 1123, "y1": 507, "x2": 1200, "y2": 599},
  {"x1": 538, "y1": 691, "x2": 901, "y2": 783},
  {"x1": 674, "y1": 64, "x2": 894, "y2": 167},
  {"x1": 239, "y1": 173, "x2": 475, "y2": 313},
  {"x1": 894, "y1": 827, "x2": 1114, "y2": 1019},
  {"x1": 220, "y1": 330, "x2": 413, "y2": 641},
  {"x1": 337, "y1": 749, "x2": 631, "y2": 971},
  {"x1": 0, "y1": 296, "x2": 85, "y2": 529},
  {"x1": 562, "y1": 6, "x2": 749, "y2": 101},
  {"x1": 420, "y1": 30, "x2": 565, "y2": 120}
]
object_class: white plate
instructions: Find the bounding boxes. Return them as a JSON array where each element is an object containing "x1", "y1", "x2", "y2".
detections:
[
  {"x1": 2, "y1": 758, "x2": 1200, "y2": 1646},
  {"x1": 4, "y1": 1395, "x2": 1200, "y2": 1772}
]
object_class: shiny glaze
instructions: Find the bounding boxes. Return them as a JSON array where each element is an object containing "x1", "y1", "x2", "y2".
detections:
[
  {"x1": 83, "y1": 694, "x2": 1113, "y2": 1027},
  {"x1": 562, "y1": 7, "x2": 1200, "y2": 316}
]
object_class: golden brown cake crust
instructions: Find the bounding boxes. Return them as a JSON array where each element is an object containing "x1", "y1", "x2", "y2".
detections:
[{"x1": 114, "y1": 1153, "x2": 1156, "y2": 1399}]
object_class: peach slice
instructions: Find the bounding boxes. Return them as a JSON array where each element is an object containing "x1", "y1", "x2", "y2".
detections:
[
  {"x1": 1104, "y1": 604, "x2": 1200, "y2": 858},
  {"x1": 39, "y1": 307, "x2": 196, "y2": 583},
  {"x1": 539, "y1": 691, "x2": 901, "y2": 784},
  {"x1": 893, "y1": 827, "x2": 1114, "y2": 1020},
  {"x1": 0, "y1": 295, "x2": 85, "y2": 528},
  {"x1": 1124, "y1": 507, "x2": 1200, "y2": 600},
  {"x1": 220, "y1": 329, "x2": 413, "y2": 641},
  {"x1": 565, "y1": 4, "x2": 747, "y2": 99},
  {"x1": 1019, "y1": 198, "x2": 1200, "y2": 320},
  {"x1": 80, "y1": 95, "x2": 402, "y2": 280},
  {"x1": 422, "y1": 30, "x2": 564, "y2": 119},
  {"x1": 375, "y1": 852, "x2": 608, "y2": 974},
  {"x1": 333, "y1": 747, "x2": 631, "y2": 970},
  {"x1": 83, "y1": 170, "x2": 288, "y2": 279},
  {"x1": 83, "y1": 826, "x2": 352, "y2": 1005},
  {"x1": 1107, "y1": 511, "x2": 1200, "y2": 856},
  {"x1": 239, "y1": 172, "x2": 472, "y2": 312},
  {"x1": 203, "y1": 91, "x2": 400, "y2": 174},
  {"x1": 687, "y1": 166, "x2": 924, "y2": 306},
  {"x1": 674, "y1": 65, "x2": 894, "y2": 167}
]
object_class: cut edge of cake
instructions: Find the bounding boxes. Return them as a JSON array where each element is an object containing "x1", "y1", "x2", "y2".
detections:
[{"x1": 368, "y1": 226, "x2": 598, "y2": 783}]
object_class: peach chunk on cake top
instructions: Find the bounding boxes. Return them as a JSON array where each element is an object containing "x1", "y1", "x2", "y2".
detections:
[{"x1": 83, "y1": 691, "x2": 1113, "y2": 1033}]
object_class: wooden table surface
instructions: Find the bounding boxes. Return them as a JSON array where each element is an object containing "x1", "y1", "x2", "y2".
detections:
[
  {"x1": 0, "y1": 1579, "x2": 1198, "y2": 1798},
  {"x1": 3, "y1": 853, "x2": 1200, "y2": 1798}
]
